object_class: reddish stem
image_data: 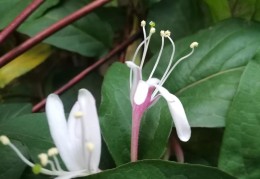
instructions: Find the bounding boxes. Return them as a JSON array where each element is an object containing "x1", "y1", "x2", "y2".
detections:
[
  {"x1": 0, "y1": 0, "x2": 110, "y2": 67},
  {"x1": 131, "y1": 107, "x2": 142, "y2": 162},
  {"x1": 32, "y1": 31, "x2": 141, "y2": 112},
  {"x1": 0, "y1": 0, "x2": 44, "y2": 44},
  {"x1": 171, "y1": 134, "x2": 184, "y2": 163}
]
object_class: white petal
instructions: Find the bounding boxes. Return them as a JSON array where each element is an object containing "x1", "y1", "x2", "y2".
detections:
[
  {"x1": 46, "y1": 94, "x2": 74, "y2": 169},
  {"x1": 54, "y1": 170, "x2": 88, "y2": 179},
  {"x1": 77, "y1": 89, "x2": 101, "y2": 172},
  {"x1": 126, "y1": 61, "x2": 142, "y2": 103},
  {"x1": 155, "y1": 85, "x2": 175, "y2": 102},
  {"x1": 146, "y1": 78, "x2": 160, "y2": 86},
  {"x1": 156, "y1": 87, "x2": 191, "y2": 142},
  {"x1": 134, "y1": 81, "x2": 149, "y2": 105},
  {"x1": 66, "y1": 102, "x2": 87, "y2": 170}
]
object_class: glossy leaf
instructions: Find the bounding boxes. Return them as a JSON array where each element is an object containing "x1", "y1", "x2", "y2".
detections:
[
  {"x1": 147, "y1": 0, "x2": 205, "y2": 52},
  {"x1": 0, "y1": 103, "x2": 31, "y2": 123},
  {"x1": 86, "y1": 160, "x2": 235, "y2": 179},
  {"x1": 0, "y1": 113, "x2": 53, "y2": 162},
  {"x1": 203, "y1": 0, "x2": 231, "y2": 22},
  {"x1": 0, "y1": 141, "x2": 29, "y2": 179},
  {"x1": 19, "y1": 0, "x2": 113, "y2": 57},
  {"x1": 218, "y1": 52, "x2": 260, "y2": 179},
  {"x1": 0, "y1": 44, "x2": 52, "y2": 88},
  {"x1": 0, "y1": 0, "x2": 60, "y2": 29}
]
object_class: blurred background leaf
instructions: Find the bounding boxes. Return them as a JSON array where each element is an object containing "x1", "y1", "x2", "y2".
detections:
[
  {"x1": 0, "y1": 44, "x2": 52, "y2": 88},
  {"x1": 218, "y1": 51, "x2": 260, "y2": 179}
]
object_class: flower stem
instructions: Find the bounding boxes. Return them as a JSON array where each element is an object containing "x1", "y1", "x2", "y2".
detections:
[
  {"x1": 0, "y1": 0, "x2": 44, "y2": 44},
  {"x1": 32, "y1": 31, "x2": 141, "y2": 112},
  {"x1": 0, "y1": 0, "x2": 110, "y2": 67},
  {"x1": 131, "y1": 107, "x2": 143, "y2": 162}
]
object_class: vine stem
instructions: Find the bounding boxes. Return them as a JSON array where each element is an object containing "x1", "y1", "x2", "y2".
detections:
[
  {"x1": 0, "y1": 0, "x2": 44, "y2": 44},
  {"x1": 32, "y1": 31, "x2": 141, "y2": 112},
  {"x1": 0, "y1": 0, "x2": 110, "y2": 67}
]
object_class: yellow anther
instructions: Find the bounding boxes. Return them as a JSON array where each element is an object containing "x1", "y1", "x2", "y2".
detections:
[
  {"x1": 149, "y1": 21, "x2": 155, "y2": 27},
  {"x1": 150, "y1": 27, "x2": 156, "y2": 34},
  {"x1": 164, "y1": 30, "x2": 171, "y2": 37},
  {"x1": 47, "y1": 147, "x2": 59, "y2": 157},
  {"x1": 74, "y1": 111, "x2": 83, "y2": 118},
  {"x1": 38, "y1": 153, "x2": 48, "y2": 166},
  {"x1": 160, "y1": 30, "x2": 165, "y2": 37},
  {"x1": 190, "y1": 42, "x2": 199, "y2": 48},
  {"x1": 85, "y1": 142, "x2": 95, "y2": 152},
  {"x1": 0, "y1": 135, "x2": 10, "y2": 145},
  {"x1": 141, "y1": 20, "x2": 146, "y2": 27}
]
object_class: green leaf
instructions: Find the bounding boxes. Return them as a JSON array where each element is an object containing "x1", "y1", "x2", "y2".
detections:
[
  {"x1": 19, "y1": 0, "x2": 113, "y2": 57},
  {"x1": 0, "y1": 141, "x2": 29, "y2": 179},
  {"x1": 0, "y1": 103, "x2": 31, "y2": 123},
  {"x1": 147, "y1": 0, "x2": 206, "y2": 52},
  {"x1": 218, "y1": 51, "x2": 260, "y2": 178},
  {"x1": 0, "y1": 0, "x2": 60, "y2": 29},
  {"x1": 182, "y1": 129, "x2": 224, "y2": 166},
  {"x1": 99, "y1": 63, "x2": 172, "y2": 165},
  {"x1": 203, "y1": 0, "x2": 231, "y2": 22},
  {"x1": 0, "y1": 113, "x2": 53, "y2": 161},
  {"x1": 86, "y1": 160, "x2": 235, "y2": 179}
]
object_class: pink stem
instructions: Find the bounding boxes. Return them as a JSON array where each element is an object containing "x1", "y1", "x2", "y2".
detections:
[
  {"x1": 0, "y1": 0, "x2": 110, "y2": 67},
  {"x1": 32, "y1": 31, "x2": 141, "y2": 112},
  {"x1": 171, "y1": 135, "x2": 184, "y2": 163},
  {"x1": 131, "y1": 106, "x2": 143, "y2": 162},
  {"x1": 0, "y1": 0, "x2": 44, "y2": 44}
]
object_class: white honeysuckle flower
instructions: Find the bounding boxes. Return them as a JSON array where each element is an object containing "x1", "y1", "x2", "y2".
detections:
[
  {"x1": 0, "y1": 89, "x2": 101, "y2": 179},
  {"x1": 128, "y1": 20, "x2": 198, "y2": 161}
]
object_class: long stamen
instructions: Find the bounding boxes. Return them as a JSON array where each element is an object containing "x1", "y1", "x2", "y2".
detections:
[
  {"x1": 129, "y1": 21, "x2": 149, "y2": 89},
  {"x1": 48, "y1": 147, "x2": 64, "y2": 171},
  {"x1": 148, "y1": 30, "x2": 166, "y2": 80},
  {"x1": 85, "y1": 142, "x2": 94, "y2": 172},
  {"x1": 140, "y1": 21, "x2": 156, "y2": 69},
  {"x1": 141, "y1": 20, "x2": 147, "y2": 48},
  {"x1": 0, "y1": 135, "x2": 69, "y2": 176},
  {"x1": 159, "y1": 32, "x2": 176, "y2": 84},
  {"x1": 160, "y1": 42, "x2": 198, "y2": 86}
]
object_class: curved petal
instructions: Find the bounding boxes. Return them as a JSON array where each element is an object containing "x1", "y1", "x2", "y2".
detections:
[
  {"x1": 77, "y1": 89, "x2": 101, "y2": 172},
  {"x1": 157, "y1": 86, "x2": 191, "y2": 142},
  {"x1": 46, "y1": 94, "x2": 75, "y2": 170},
  {"x1": 67, "y1": 102, "x2": 86, "y2": 170},
  {"x1": 54, "y1": 170, "x2": 88, "y2": 179},
  {"x1": 125, "y1": 61, "x2": 142, "y2": 103},
  {"x1": 134, "y1": 80, "x2": 150, "y2": 105}
]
